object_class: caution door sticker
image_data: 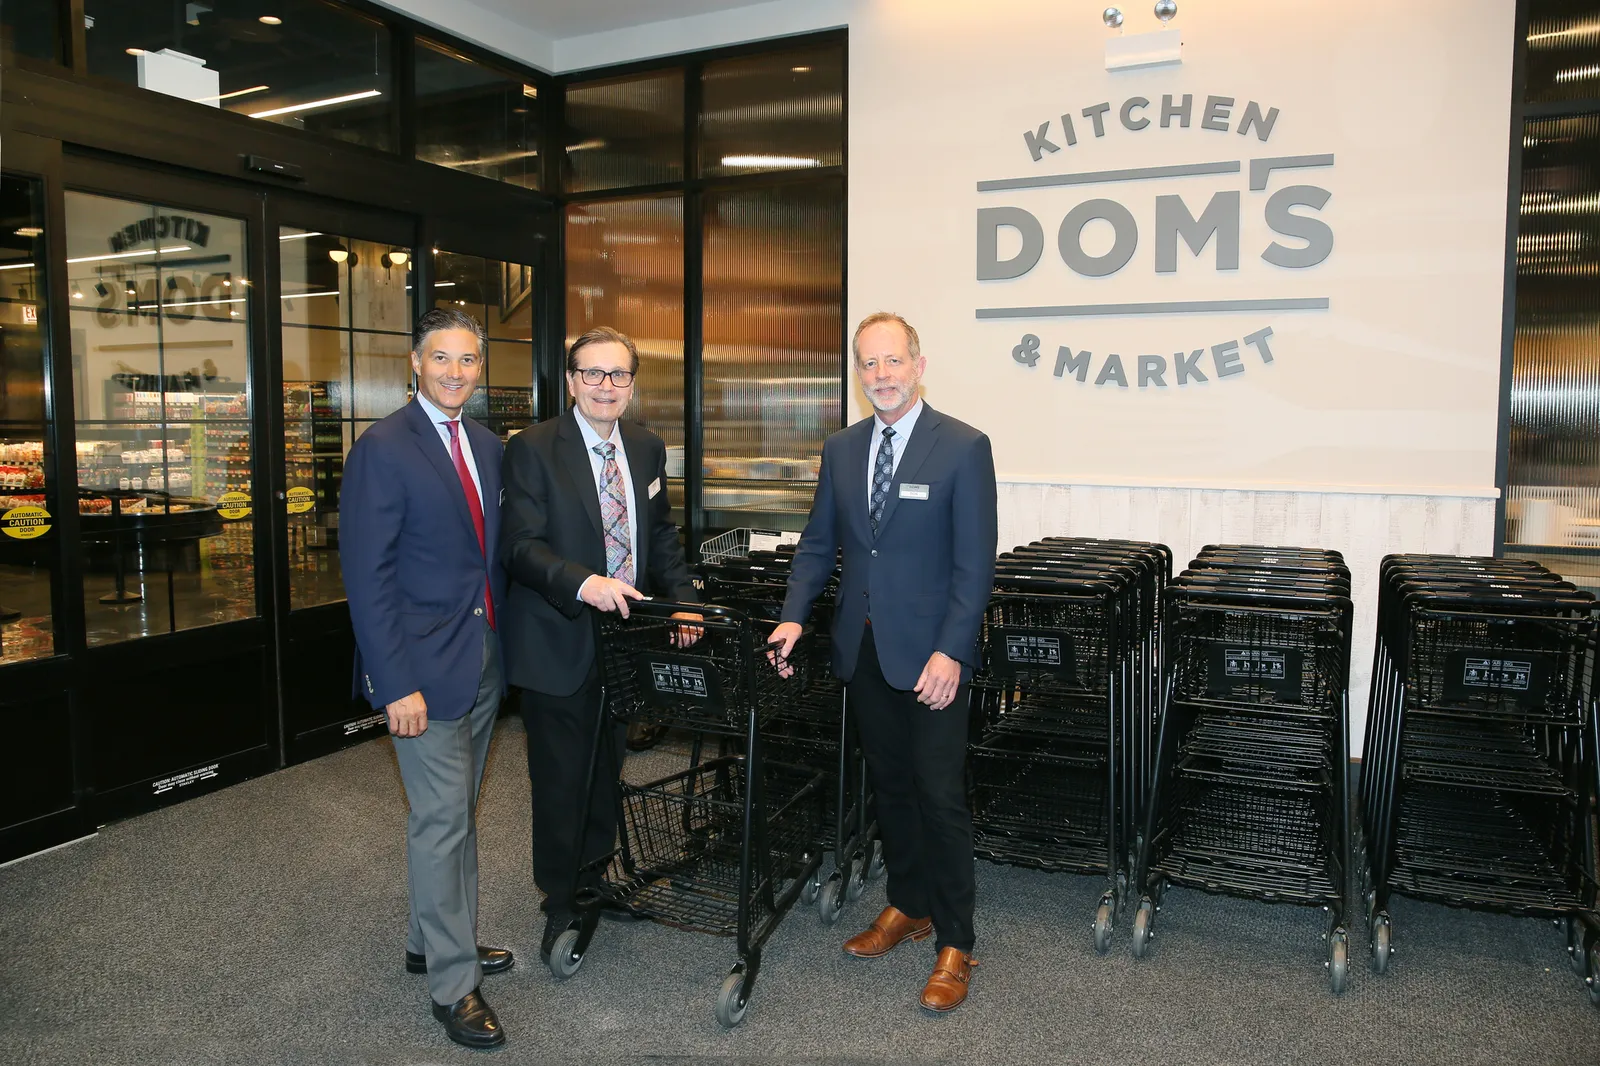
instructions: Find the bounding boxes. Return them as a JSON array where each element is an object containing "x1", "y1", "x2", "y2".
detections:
[
  {"x1": 285, "y1": 486, "x2": 315, "y2": 514},
  {"x1": 217, "y1": 491, "x2": 252, "y2": 520},
  {"x1": 1, "y1": 504, "x2": 51, "y2": 539}
]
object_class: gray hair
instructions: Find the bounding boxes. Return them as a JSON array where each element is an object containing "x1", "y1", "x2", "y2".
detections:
[{"x1": 851, "y1": 311, "x2": 921, "y2": 363}]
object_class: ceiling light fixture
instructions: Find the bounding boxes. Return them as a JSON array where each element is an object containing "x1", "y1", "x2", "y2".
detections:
[
  {"x1": 720, "y1": 155, "x2": 820, "y2": 169},
  {"x1": 250, "y1": 89, "x2": 381, "y2": 119},
  {"x1": 126, "y1": 47, "x2": 146, "y2": 56},
  {"x1": 13, "y1": 227, "x2": 42, "y2": 238},
  {"x1": 259, "y1": 15, "x2": 282, "y2": 25},
  {"x1": 384, "y1": 250, "x2": 410, "y2": 268},
  {"x1": 72, "y1": 283, "x2": 84, "y2": 299},
  {"x1": 328, "y1": 247, "x2": 350, "y2": 264},
  {"x1": 278, "y1": 230, "x2": 323, "y2": 241},
  {"x1": 68, "y1": 245, "x2": 191, "y2": 264},
  {"x1": 195, "y1": 84, "x2": 269, "y2": 103},
  {"x1": 791, "y1": 65, "x2": 812, "y2": 73}
]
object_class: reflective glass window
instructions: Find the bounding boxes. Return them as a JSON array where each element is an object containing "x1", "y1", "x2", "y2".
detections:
[
  {"x1": 280, "y1": 228, "x2": 414, "y2": 611},
  {"x1": 416, "y1": 39, "x2": 541, "y2": 190},
  {"x1": 700, "y1": 44, "x2": 844, "y2": 178},
  {"x1": 433, "y1": 250, "x2": 537, "y2": 438},
  {"x1": 83, "y1": 0, "x2": 393, "y2": 151},
  {"x1": 1, "y1": 0, "x2": 57, "y2": 63},
  {"x1": 701, "y1": 182, "x2": 843, "y2": 525},
  {"x1": 565, "y1": 197, "x2": 685, "y2": 516},
  {"x1": 66, "y1": 192, "x2": 255, "y2": 644},
  {"x1": 0, "y1": 176, "x2": 57, "y2": 663},
  {"x1": 1527, "y1": 2, "x2": 1600, "y2": 104},
  {"x1": 563, "y1": 70, "x2": 685, "y2": 193}
]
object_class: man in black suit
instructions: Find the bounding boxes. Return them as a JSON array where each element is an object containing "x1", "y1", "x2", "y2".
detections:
[
  {"x1": 771, "y1": 312, "x2": 997, "y2": 1013},
  {"x1": 499, "y1": 326, "x2": 700, "y2": 962}
]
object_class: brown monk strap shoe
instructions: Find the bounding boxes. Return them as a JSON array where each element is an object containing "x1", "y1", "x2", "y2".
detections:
[
  {"x1": 919, "y1": 946, "x2": 978, "y2": 1012},
  {"x1": 842, "y1": 905, "x2": 933, "y2": 958}
]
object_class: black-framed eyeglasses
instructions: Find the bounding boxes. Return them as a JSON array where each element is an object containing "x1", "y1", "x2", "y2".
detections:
[{"x1": 574, "y1": 367, "x2": 635, "y2": 387}]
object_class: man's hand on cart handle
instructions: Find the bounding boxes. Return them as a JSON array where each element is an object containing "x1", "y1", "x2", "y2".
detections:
[
  {"x1": 767, "y1": 621, "x2": 804, "y2": 678},
  {"x1": 579, "y1": 575, "x2": 645, "y2": 618},
  {"x1": 670, "y1": 611, "x2": 704, "y2": 647}
]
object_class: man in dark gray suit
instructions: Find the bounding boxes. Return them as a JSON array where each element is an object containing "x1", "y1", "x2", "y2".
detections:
[{"x1": 771, "y1": 312, "x2": 997, "y2": 1013}]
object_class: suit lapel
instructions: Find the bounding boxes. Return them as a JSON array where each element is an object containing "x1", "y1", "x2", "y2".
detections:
[
  {"x1": 557, "y1": 409, "x2": 605, "y2": 539},
  {"x1": 406, "y1": 400, "x2": 478, "y2": 544},
  {"x1": 619, "y1": 420, "x2": 653, "y2": 580},
  {"x1": 875, "y1": 405, "x2": 941, "y2": 537},
  {"x1": 841, "y1": 417, "x2": 874, "y2": 545}
]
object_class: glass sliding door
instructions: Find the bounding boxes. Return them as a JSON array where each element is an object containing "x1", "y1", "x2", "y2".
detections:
[{"x1": 433, "y1": 249, "x2": 537, "y2": 439}]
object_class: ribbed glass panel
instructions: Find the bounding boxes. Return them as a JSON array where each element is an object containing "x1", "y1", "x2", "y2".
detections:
[
  {"x1": 415, "y1": 39, "x2": 541, "y2": 190},
  {"x1": 1507, "y1": 115, "x2": 1600, "y2": 554},
  {"x1": 1527, "y1": 2, "x2": 1600, "y2": 104},
  {"x1": 701, "y1": 182, "x2": 843, "y2": 520},
  {"x1": 563, "y1": 71, "x2": 685, "y2": 194},
  {"x1": 699, "y1": 45, "x2": 844, "y2": 178},
  {"x1": 565, "y1": 197, "x2": 685, "y2": 514}
]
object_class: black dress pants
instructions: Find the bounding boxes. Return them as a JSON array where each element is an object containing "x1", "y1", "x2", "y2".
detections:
[
  {"x1": 519, "y1": 665, "x2": 627, "y2": 921},
  {"x1": 848, "y1": 625, "x2": 976, "y2": 953}
]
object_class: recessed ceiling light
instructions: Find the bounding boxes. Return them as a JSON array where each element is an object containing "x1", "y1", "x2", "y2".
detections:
[
  {"x1": 126, "y1": 47, "x2": 146, "y2": 56},
  {"x1": 791, "y1": 66, "x2": 812, "y2": 73},
  {"x1": 259, "y1": 15, "x2": 282, "y2": 25},
  {"x1": 14, "y1": 227, "x2": 42, "y2": 238}
]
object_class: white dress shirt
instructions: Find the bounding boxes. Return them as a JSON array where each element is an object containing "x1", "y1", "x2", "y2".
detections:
[
  {"x1": 866, "y1": 398, "x2": 924, "y2": 512},
  {"x1": 416, "y1": 392, "x2": 483, "y2": 507},
  {"x1": 576, "y1": 414, "x2": 640, "y2": 590}
]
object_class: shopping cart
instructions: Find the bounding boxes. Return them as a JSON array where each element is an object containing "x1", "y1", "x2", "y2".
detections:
[
  {"x1": 545, "y1": 600, "x2": 826, "y2": 1027},
  {"x1": 1132, "y1": 545, "x2": 1356, "y2": 993},
  {"x1": 971, "y1": 537, "x2": 1169, "y2": 952},
  {"x1": 698, "y1": 546, "x2": 883, "y2": 926},
  {"x1": 1360, "y1": 554, "x2": 1599, "y2": 997}
]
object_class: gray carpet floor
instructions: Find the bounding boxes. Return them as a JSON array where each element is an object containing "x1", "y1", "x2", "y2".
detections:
[{"x1": 2, "y1": 717, "x2": 1596, "y2": 1066}]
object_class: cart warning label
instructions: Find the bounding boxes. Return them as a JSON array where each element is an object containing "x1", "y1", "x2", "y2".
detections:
[
  {"x1": 651, "y1": 661, "x2": 708, "y2": 697},
  {"x1": 1224, "y1": 648, "x2": 1287, "y2": 681},
  {"x1": 987, "y1": 626, "x2": 1076, "y2": 681},
  {"x1": 1443, "y1": 649, "x2": 1550, "y2": 708},
  {"x1": 217, "y1": 491, "x2": 252, "y2": 520},
  {"x1": 1, "y1": 505, "x2": 51, "y2": 540},
  {"x1": 1206, "y1": 645, "x2": 1301, "y2": 698},
  {"x1": 152, "y1": 763, "x2": 219, "y2": 795},
  {"x1": 285, "y1": 486, "x2": 315, "y2": 514}
]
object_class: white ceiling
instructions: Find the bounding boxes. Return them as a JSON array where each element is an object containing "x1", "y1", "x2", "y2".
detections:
[{"x1": 462, "y1": 0, "x2": 779, "y2": 40}]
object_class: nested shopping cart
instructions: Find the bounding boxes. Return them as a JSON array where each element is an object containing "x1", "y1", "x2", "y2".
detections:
[
  {"x1": 697, "y1": 550, "x2": 883, "y2": 924},
  {"x1": 1361, "y1": 554, "x2": 1599, "y2": 997},
  {"x1": 546, "y1": 599, "x2": 827, "y2": 1027},
  {"x1": 1132, "y1": 545, "x2": 1356, "y2": 993},
  {"x1": 970, "y1": 537, "x2": 1169, "y2": 953}
]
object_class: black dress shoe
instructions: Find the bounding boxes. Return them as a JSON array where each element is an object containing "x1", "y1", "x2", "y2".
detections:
[
  {"x1": 431, "y1": 988, "x2": 505, "y2": 1049},
  {"x1": 406, "y1": 945, "x2": 515, "y2": 976}
]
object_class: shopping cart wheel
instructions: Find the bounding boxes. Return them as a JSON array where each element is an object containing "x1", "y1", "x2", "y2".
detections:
[
  {"x1": 715, "y1": 972, "x2": 750, "y2": 1028},
  {"x1": 548, "y1": 928, "x2": 585, "y2": 980},
  {"x1": 1370, "y1": 914, "x2": 1392, "y2": 975},
  {"x1": 1588, "y1": 943, "x2": 1600, "y2": 1007},
  {"x1": 1567, "y1": 919, "x2": 1588, "y2": 976},
  {"x1": 845, "y1": 856, "x2": 868, "y2": 902},
  {"x1": 866, "y1": 839, "x2": 886, "y2": 881},
  {"x1": 818, "y1": 876, "x2": 845, "y2": 925},
  {"x1": 1131, "y1": 898, "x2": 1155, "y2": 959},
  {"x1": 1092, "y1": 900, "x2": 1114, "y2": 956},
  {"x1": 1327, "y1": 929, "x2": 1349, "y2": 995},
  {"x1": 800, "y1": 869, "x2": 821, "y2": 906}
]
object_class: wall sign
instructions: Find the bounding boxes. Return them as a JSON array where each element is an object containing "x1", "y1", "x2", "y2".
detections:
[{"x1": 980, "y1": 92, "x2": 1334, "y2": 391}]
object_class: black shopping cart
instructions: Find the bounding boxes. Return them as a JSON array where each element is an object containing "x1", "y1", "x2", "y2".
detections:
[
  {"x1": 970, "y1": 537, "x2": 1169, "y2": 952},
  {"x1": 1132, "y1": 545, "x2": 1356, "y2": 993},
  {"x1": 546, "y1": 599, "x2": 827, "y2": 1028},
  {"x1": 1361, "y1": 554, "x2": 1599, "y2": 998}
]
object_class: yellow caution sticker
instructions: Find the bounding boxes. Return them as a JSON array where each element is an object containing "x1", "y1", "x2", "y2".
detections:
[
  {"x1": 1, "y1": 504, "x2": 51, "y2": 540},
  {"x1": 217, "y1": 491, "x2": 252, "y2": 520},
  {"x1": 285, "y1": 486, "x2": 315, "y2": 514}
]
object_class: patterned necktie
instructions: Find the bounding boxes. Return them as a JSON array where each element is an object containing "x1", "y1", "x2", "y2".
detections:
[
  {"x1": 870, "y1": 426, "x2": 896, "y2": 536},
  {"x1": 445, "y1": 421, "x2": 495, "y2": 629},
  {"x1": 594, "y1": 440, "x2": 635, "y2": 586}
]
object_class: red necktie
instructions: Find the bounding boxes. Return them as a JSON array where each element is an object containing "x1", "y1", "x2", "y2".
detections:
[{"x1": 446, "y1": 421, "x2": 495, "y2": 630}]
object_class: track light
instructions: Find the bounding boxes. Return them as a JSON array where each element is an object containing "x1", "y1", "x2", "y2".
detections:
[{"x1": 94, "y1": 282, "x2": 109, "y2": 297}]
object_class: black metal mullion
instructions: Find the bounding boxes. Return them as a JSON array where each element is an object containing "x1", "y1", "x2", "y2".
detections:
[
  {"x1": 254, "y1": 191, "x2": 291, "y2": 768},
  {"x1": 683, "y1": 59, "x2": 705, "y2": 555},
  {"x1": 1496, "y1": 0, "x2": 1533, "y2": 557}
]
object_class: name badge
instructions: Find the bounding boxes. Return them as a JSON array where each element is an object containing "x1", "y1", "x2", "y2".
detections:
[
  {"x1": 899, "y1": 483, "x2": 929, "y2": 500},
  {"x1": 648, "y1": 477, "x2": 662, "y2": 498}
]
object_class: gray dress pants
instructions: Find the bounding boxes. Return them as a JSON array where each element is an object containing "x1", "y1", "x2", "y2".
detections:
[{"x1": 392, "y1": 626, "x2": 502, "y2": 1006}]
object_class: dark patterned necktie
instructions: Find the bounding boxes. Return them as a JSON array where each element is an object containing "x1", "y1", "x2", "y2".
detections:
[
  {"x1": 594, "y1": 440, "x2": 634, "y2": 586},
  {"x1": 870, "y1": 426, "x2": 895, "y2": 536}
]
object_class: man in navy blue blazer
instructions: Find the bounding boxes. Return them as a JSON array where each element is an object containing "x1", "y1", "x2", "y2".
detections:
[
  {"x1": 771, "y1": 312, "x2": 997, "y2": 1014},
  {"x1": 341, "y1": 308, "x2": 513, "y2": 1050}
]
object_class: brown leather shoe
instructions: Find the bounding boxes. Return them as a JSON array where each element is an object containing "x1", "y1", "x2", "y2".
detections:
[
  {"x1": 919, "y1": 946, "x2": 977, "y2": 1012},
  {"x1": 842, "y1": 905, "x2": 933, "y2": 958}
]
